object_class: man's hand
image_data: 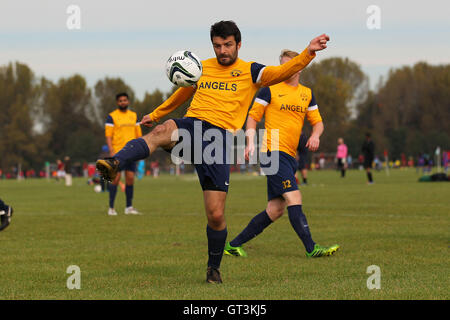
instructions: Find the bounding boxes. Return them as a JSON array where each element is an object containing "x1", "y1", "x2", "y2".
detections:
[
  {"x1": 306, "y1": 135, "x2": 320, "y2": 152},
  {"x1": 308, "y1": 34, "x2": 330, "y2": 55},
  {"x1": 244, "y1": 142, "x2": 255, "y2": 161},
  {"x1": 140, "y1": 114, "x2": 154, "y2": 128}
]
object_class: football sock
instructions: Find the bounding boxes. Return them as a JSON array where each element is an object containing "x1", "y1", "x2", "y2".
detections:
[
  {"x1": 206, "y1": 225, "x2": 227, "y2": 269},
  {"x1": 367, "y1": 172, "x2": 373, "y2": 182},
  {"x1": 108, "y1": 184, "x2": 118, "y2": 208},
  {"x1": 125, "y1": 185, "x2": 133, "y2": 207},
  {"x1": 287, "y1": 205, "x2": 316, "y2": 253},
  {"x1": 230, "y1": 210, "x2": 273, "y2": 247},
  {"x1": 114, "y1": 138, "x2": 150, "y2": 170},
  {"x1": 303, "y1": 178, "x2": 307, "y2": 184},
  {"x1": 341, "y1": 169, "x2": 345, "y2": 177}
]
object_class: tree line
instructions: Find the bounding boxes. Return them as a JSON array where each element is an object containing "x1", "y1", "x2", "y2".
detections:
[{"x1": 0, "y1": 58, "x2": 448, "y2": 173}]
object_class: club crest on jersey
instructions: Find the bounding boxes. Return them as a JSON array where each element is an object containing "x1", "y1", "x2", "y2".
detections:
[{"x1": 231, "y1": 69, "x2": 242, "y2": 77}]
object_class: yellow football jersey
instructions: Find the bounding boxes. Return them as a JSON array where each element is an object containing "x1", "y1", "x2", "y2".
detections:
[
  {"x1": 185, "y1": 57, "x2": 262, "y2": 131},
  {"x1": 105, "y1": 109, "x2": 142, "y2": 154},
  {"x1": 249, "y1": 82, "x2": 322, "y2": 158},
  {"x1": 148, "y1": 48, "x2": 316, "y2": 131}
]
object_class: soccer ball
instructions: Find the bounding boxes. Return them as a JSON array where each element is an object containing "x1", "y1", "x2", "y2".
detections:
[
  {"x1": 94, "y1": 185, "x2": 102, "y2": 193},
  {"x1": 166, "y1": 50, "x2": 202, "y2": 87}
]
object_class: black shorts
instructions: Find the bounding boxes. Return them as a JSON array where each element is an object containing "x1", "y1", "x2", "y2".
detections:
[
  {"x1": 171, "y1": 117, "x2": 231, "y2": 192},
  {"x1": 337, "y1": 158, "x2": 345, "y2": 169},
  {"x1": 364, "y1": 157, "x2": 374, "y2": 169}
]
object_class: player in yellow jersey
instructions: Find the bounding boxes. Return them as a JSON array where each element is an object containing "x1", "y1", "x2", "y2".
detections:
[
  {"x1": 96, "y1": 21, "x2": 330, "y2": 283},
  {"x1": 224, "y1": 50, "x2": 340, "y2": 258},
  {"x1": 104, "y1": 92, "x2": 143, "y2": 216}
]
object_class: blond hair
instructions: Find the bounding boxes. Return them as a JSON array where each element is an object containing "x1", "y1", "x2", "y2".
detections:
[{"x1": 279, "y1": 49, "x2": 299, "y2": 63}]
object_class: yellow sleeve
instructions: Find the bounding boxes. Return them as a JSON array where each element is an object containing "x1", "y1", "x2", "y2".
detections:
[
  {"x1": 149, "y1": 86, "x2": 196, "y2": 122},
  {"x1": 259, "y1": 48, "x2": 315, "y2": 87},
  {"x1": 105, "y1": 125, "x2": 114, "y2": 137},
  {"x1": 135, "y1": 123, "x2": 142, "y2": 138},
  {"x1": 248, "y1": 101, "x2": 266, "y2": 122},
  {"x1": 306, "y1": 109, "x2": 323, "y2": 126}
]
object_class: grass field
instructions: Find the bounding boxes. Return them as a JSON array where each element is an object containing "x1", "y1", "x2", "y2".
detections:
[{"x1": 0, "y1": 168, "x2": 448, "y2": 300}]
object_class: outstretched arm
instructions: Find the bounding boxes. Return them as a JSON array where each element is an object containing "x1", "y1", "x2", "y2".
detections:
[
  {"x1": 140, "y1": 86, "x2": 196, "y2": 127},
  {"x1": 258, "y1": 34, "x2": 330, "y2": 87}
]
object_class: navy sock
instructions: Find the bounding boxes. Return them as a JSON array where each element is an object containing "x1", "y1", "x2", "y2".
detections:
[
  {"x1": 287, "y1": 205, "x2": 315, "y2": 253},
  {"x1": 206, "y1": 225, "x2": 227, "y2": 269},
  {"x1": 108, "y1": 184, "x2": 118, "y2": 208},
  {"x1": 125, "y1": 185, "x2": 133, "y2": 207},
  {"x1": 114, "y1": 138, "x2": 150, "y2": 170},
  {"x1": 230, "y1": 210, "x2": 273, "y2": 247},
  {"x1": 367, "y1": 172, "x2": 373, "y2": 182}
]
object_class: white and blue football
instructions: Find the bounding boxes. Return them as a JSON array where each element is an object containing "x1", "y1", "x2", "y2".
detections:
[{"x1": 166, "y1": 50, "x2": 202, "y2": 87}]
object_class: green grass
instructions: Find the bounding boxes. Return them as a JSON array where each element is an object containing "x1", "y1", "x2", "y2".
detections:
[{"x1": 0, "y1": 169, "x2": 448, "y2": 299}]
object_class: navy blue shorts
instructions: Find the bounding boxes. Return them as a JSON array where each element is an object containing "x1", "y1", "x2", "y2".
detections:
[
  {"x1": 261, "y1": 151, "x2": 299, "y2": 201},
  {"x1": 298, "y1": 152, "x2": 308, "y2": 170},
  {"x1": 119, "y1": 160, "x2": 136, "y2": 172},
  {"x1": 171, "y1": 117, "x2": 231, "y2": 192}
]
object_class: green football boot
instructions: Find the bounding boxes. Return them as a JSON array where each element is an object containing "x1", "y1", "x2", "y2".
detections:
[
  {"x1": 224, "y1": 242, "x2": 248, "y2": 257},
  {"x1": 306, "y1": 244, "x2": 340, "y2": 258}
]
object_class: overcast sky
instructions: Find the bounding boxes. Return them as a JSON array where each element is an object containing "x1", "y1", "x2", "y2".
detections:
[{"x1": 1, "y1": 0, "x2": 449, "y2": 100}]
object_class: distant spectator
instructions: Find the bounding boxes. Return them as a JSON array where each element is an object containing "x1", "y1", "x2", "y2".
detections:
[
  {"x1": 137, "y1": 160, "x2": 145, "y2": 180},
  {"x1": 319, "y1": 152, "x2": 325, "y2": 169},
  {"x1": 151, "y1": 161, "x2": 160, "y2": 178},
  {"x1": 82, "y1": 162, "x2": 88, "y2": 178},
  {"x1": 56, "y1": 159, "x2": 65, "y2": 181},
  {"x1": 347, "y1": 154, "x2": 353, "y2": 169},
  {"x1": 64, "y1": 156, "x2": 72, "y2": 186},
  {"x1": 374, "y1": 156, "x2": 381, "y2": 171},
  {"x1": 401, "y1": 153, "x2": 407, "y2": 167},
  {"x1": 423, "y1": 154, "x2": 431, "y2": 173},
  {"x1": 361, "y1": 133, "x2": 375, "y2": 184},
  {"x1": 444, "y1": 151, "x2": 449, "y2": 173},
  {"x1": 358, "y1": 154, "x2": 364, "y2": 170},
  {"x1": 336, "y1": 137, "x2": 348, "y2": 177},
  {"x1": 417, "y1": 154, "x2": 425, "y2": 173}
]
